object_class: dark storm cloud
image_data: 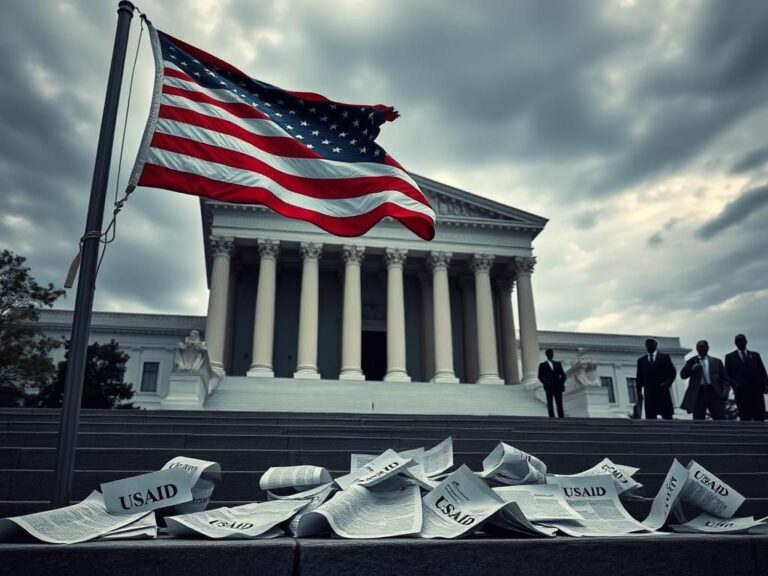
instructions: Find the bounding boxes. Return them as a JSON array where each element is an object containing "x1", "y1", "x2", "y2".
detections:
[
  {"x1": 731, "y1": 147, "x2": 768, "y2": 175},
  {"x1": 573, "y1": 210, "x2": 600, "y2": 230},
  {"x1": 221, "y1": 0, "x2": 641, "y2": 166},
  {"x1": 646, "y1": 232, "x2": 663, "y2": 248},
  {"x1": 697, "y1": 185, "x2": 768, "y2": 238}
]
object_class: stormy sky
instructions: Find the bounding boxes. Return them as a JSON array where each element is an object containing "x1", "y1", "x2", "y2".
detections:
[{"x1": 2, "y1": 0, "x2": 767, "y2": 358}]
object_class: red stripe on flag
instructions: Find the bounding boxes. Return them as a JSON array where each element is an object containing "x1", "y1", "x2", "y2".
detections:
[
  {"x1": 157, "y1": 105, "x2": 321, "y2": 159},
  {"x1": 161, "y1": 84, "x2": 269, "y2": 119},
  {"x1": 164, "y1": 67, "x2": 195, "y2": 82},
  {"x1": 138, "y1": 164, "x2": 435, "y2": 240},
  {"x1": 149, "y1": 132, "x2": 432, "y2": 205}
]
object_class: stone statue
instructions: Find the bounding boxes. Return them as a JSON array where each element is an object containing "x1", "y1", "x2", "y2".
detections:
[
  {"x1": 570, "y1": 348, "x2": 600, "y2": 387},
  {"x1": 175, "y1": 330, "x2": 208, "y2": 372}
]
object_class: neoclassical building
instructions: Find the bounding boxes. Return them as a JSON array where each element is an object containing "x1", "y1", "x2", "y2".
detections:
[
  {"x1": 39, "y1": 174, "x2": 690, "y2": 417},
  {"x1": 202, "y1": 174, "x2": 546, "y2": 387}
]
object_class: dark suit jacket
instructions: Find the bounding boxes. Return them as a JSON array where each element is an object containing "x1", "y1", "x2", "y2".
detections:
[
  {"x1": 538, "y1": 360, "x2": 566, "y2": 393},
  {"x1": 636, "y1": 352, "x2": 676, "y2": 414},
  {"x1": 725, "y1": 350, "x2": 768, "y2": 393},
  {"x1": 680, "y1": 356, "x2": 730, "y2": 412}
]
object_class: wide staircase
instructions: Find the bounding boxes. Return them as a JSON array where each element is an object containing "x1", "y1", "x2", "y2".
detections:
[{"x1": 1, "y1": 408, "x2": 767, "y2": 576}]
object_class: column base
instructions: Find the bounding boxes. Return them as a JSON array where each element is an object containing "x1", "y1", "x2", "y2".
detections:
[
  {"x1": 477, "y1": 374, "x2": 505, "y2": 385},
  {"x1": 384, "y1": 371, "x2": 411, "y2": 382},
  {"x1": 293, "y1": 369, "x2": 321, "y2": 380},
  {"x1": 247, "y1": 365, "x2": 274, "y2": 378},
  {"x1": 339, "y1": 369, "x2": 365, "y2": 381},
  {"x1": 431, "y1": 372, "x2": 460, "y2": 384}
]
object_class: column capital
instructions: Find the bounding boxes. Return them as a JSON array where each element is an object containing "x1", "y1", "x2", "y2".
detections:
[
  {"x1": 428, "y1": 251, "x2": 452, "y2": 271},
  {"x1": 384, "y1": 248, "x2": 408, "y2": 268},
  {"x1": 257, "y1": 239, "x2": 280, "y2": 261},
  {"x1": 210, "y1": 236, "x2": 235, "y2": 259},
  {"x1": 513, "y1": 256, "x2": 537, "y2": 276},
  {"x1": 342, "y1": 245, "x2": 366, "y2": 265},
  {"x1": 470, "y1": 253, "x2": 495, "y2": 274},
  {"x1": 300, "y1": 242, "x2": 323, "y2": 261}
]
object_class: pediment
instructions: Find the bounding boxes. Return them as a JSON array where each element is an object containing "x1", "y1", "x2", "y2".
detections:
[{"x1": 413, "y1": 174, "x2": 548, "y2": 230}]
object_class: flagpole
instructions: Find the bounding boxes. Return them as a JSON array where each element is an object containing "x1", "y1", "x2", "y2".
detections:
[{"x1": 52, "y1": 0, "x2": 136, "y2": 508}]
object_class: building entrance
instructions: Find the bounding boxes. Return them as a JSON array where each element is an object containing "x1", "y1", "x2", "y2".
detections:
[{"x1": 361, "y1": 330, "x2": 387, "y2": 381}]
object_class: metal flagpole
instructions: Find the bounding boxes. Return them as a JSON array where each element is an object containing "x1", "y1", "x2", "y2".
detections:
[{"x1": 51, "y1": 0, "x2": 136, "y2": 508}]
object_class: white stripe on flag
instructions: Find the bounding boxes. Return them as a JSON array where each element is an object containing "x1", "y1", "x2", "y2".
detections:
[{"x1": 146, "y1": 148, "x2": 436, "y2": 219}]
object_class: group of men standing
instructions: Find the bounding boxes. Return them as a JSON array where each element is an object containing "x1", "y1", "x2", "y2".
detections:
[
  {"x1": 537, "y1": 335, "x2": 768, "y2": 421},
  {"x1": 636, "y1": 334, "x2": 767, "y2": 421}
]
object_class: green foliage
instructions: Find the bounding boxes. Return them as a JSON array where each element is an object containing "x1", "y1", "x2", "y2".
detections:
[
  {"x1": 36, "y1": 339, "x2": 136, "y2": 409},
  {"x1": 0, "y1": 250, "x2": 65, "y2": 403}
]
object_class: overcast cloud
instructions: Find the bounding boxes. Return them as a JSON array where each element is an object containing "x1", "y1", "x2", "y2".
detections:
[{"x1": 1, "y1": 0, "x2": 767, "y2": 358}]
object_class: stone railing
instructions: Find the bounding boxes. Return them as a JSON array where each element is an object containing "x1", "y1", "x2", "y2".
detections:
[{"x1": 160, "y1": 331, "x2": 221, "y2": 410}]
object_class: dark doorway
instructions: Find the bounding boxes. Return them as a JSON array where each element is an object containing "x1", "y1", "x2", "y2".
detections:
[{"x1": 362, "y1": 331, "x2": 387, "y2": 381}]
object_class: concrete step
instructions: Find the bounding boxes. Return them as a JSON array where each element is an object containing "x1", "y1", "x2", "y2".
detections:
[
  {"x1": 203, "y1": 377, "x2": 550, "y2": 416},
  {"x1": 6, "y1": 467, "x2": 768, "y2": 501},
  {"x1": 3, "y1": 433, "x2": 768, "y2": 459},
  {"x1": 2, "y1": 534, "x2": 767, "y2": 576},
  {"x1": 4, "y1": 422, "x2": 768, "y2": 445},
  {"x1": 4, "y1": 446, "x2": 768, "y2": 473}
]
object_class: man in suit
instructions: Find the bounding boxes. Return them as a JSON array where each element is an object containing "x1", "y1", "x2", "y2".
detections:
[
  {"x1": 538, "y1": 349, "x2": 567, "y2": 418},
  {"x1": 636, "y1": 338, "x2": 676, "y2": 419},
  {"x1": 725, "y1": 334, "x2": 768, "y2": 421},
  {"x1": 680, "y1": 340, "x2": 730, "y2": 420}
]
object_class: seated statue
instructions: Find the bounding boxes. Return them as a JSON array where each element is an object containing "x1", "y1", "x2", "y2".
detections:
[
  {"x1": 175, "y1": 330, "x2": 208, "y2": 372},
  {"x1": 570, "y1": 348, "x2": 600, "y2": 387}
]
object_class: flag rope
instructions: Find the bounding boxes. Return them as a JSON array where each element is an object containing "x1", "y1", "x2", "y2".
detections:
[{"x1": 64, "y1": 8, "x2": 146, "y2": 288}]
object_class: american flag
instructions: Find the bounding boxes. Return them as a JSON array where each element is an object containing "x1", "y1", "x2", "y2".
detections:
[{"x1": 128, "y1": 23, "x2": 435, "y2": 240}]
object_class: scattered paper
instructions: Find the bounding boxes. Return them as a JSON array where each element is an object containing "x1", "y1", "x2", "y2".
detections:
[
  {"x1": 259, "y1": 465, "x2": 332, "y2": 493},
  {"x1": 295, "y1": 484, "x2": 422, "y2": 539},
  {"x1": 493, "y1": 484, "x2": 582, "y2": 522},
  {"x1": 670, "y1": 513, "x2": 768, "y2": 534},
  {"x1": 101, "y1": 468, "x2": 192, "y2": 516},
  {"x1": 681, "y1": 461, "x2": 745, "y2": 519},
  {"x1": 480, "y1": 442, "x2": 547, "y2": 486},
  {"x1": 165, "y1": 500, "x2": 308, "y2": 539},
  {"x1": 420, "y1": 465, "x2": 506, "y2": 539},
  {"x1": 642, "y1": 459, "x2": 688, "y2": 531},
  {"x1": 0, "y1": 492, "x2": 150, "y2": 544},
  {"x1": 562, "y1": 458, "x2": 643, "y2": 496},
  {"x1": 546, "y1": 475, "x2": 651, "y2": 537}
]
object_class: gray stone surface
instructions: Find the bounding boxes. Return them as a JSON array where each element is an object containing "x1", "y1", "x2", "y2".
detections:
[
  {"x1": 0, "y1": 538, "x2": 296, "y2": 576},
  {"x1": 1, "y1": 536, "x2": 767, "y2": 576}
]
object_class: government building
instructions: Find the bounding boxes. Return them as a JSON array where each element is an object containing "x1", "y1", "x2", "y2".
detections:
[{"x1": 39, "y1": 175, "x2": 689, "y2": 417}]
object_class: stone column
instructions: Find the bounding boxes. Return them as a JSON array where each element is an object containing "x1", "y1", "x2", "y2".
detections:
[
  {"x1": 418, "y1": 273, "x2": 435, "y2": 382},
  {"x1": 340, "y1": 245, "x2": 365, "y2": 380},
  {"x1": 471, "y1": 254, "x2": 504, "y2": 384},
  {"x1": 294, "y1": 242, "x2": 323, "y2": 379},
  {"x1": 459, "y1": 276, "x2": 479, "y2": 384},
  {"x1": 429, "y1": 251, "x2": 459, "y2": 383},
  {"x1": 247, "y1": 239, "x2": 280, "y2": 377},
  {"x1": 384, "y1": 248, "x2": 410, "y2": 382},
  {"x1": 515, "y1": 256, "x2": 541, "y2": 383},
  {"x1": 205, "y1": 237, "x2": 234, "y2": 373},
  {"x1": 495, "y1": 278, "x2": 520, "y2": 385}
]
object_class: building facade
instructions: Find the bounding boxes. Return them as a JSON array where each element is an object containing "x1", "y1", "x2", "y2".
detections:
[{"x1": 38, "y1": 175, "x2": 690, "y2": 416}]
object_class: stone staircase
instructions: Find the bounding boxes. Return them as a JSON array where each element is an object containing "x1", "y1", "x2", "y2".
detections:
[
  {"x1": 1, "y1": 409, "x2": 767, "y2": 576},
  {"x1": 203, "y1": 376, "x2": 550, "y2": 415},
  {"x1": 2, "y1": 408, "x2": 767, "y2": 518}
]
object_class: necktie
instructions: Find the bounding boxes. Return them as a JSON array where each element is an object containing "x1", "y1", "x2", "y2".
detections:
[
  {"x1": 740, "y1": 350, "x2": 746, "y2": 363},
  {"x1": 649, "y1": 354, "x2": 654, "y2": 365}
]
